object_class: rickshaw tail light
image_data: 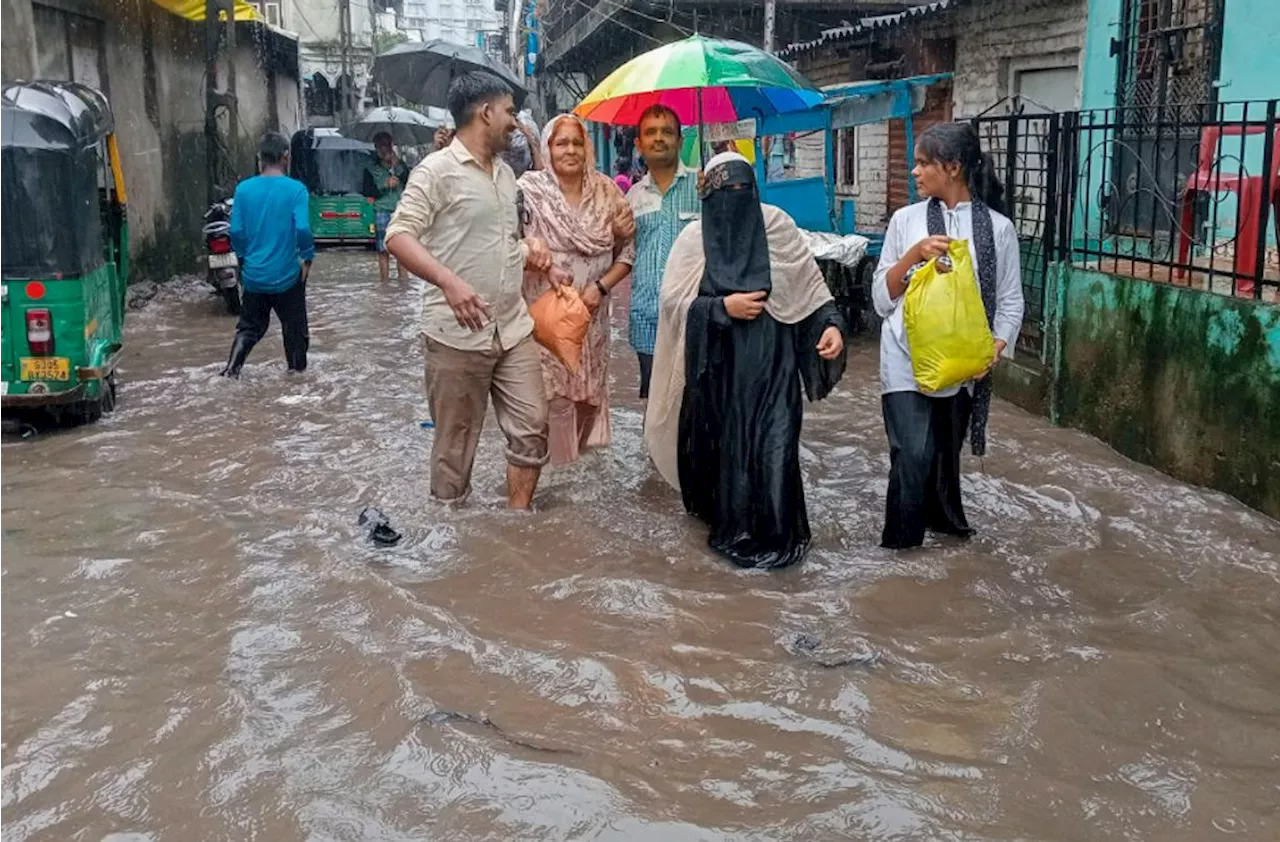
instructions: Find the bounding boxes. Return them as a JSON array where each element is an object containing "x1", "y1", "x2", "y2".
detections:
[
  {"x1": 25, "y1": 308, "x2": 54, "y2": 355},
  {"x1": 209, "y1": 236, "x2": 233, "y2": 255}
]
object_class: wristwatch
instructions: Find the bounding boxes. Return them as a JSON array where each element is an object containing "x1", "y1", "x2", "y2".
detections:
[{"x1": 595, "y1": 280, "x2": 609, "y2": 297}]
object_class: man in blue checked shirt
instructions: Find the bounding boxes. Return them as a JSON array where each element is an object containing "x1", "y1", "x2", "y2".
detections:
[{"x1": 626, "y1": 104, "x2": 701, "y2": 400}]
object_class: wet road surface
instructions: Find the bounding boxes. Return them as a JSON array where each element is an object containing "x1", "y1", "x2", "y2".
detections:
[{"x1": 3, "y1": 253, "x2": 1280, "y2": 841}]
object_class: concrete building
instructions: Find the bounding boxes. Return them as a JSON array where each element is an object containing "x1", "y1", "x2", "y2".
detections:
[
  {"x1": 2, "y1": 0, "x2": 302, "y2": 282},
  {"x1": 537, "y1": 2, "x2": 922, "y2": 194},
  {"x1": 781, "y1": 0, "x2": 1086, "y2": 229},
  {"x1": 539, "y1": 1, "x2": 921, "y2": 114},
  {"x1": 397, "y1": 0, "x2": 505, "y2": 47},
  {"x1": 264, "y1": 0, "x2": 398, "y2": 127},
  {"x1": 1074, "y1": 0, "x2": 1279, "y2": 262}
]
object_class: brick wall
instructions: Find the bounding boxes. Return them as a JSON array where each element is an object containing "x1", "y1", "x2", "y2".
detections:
[
  {"x1": 950, "y1": 0, "x2": 1086, "y2": 118},
  {"x1": 786, "y1": 0, "x2": 1085, "y2": 228},
  {"x1": 803, "y1": 48, "x2": 854, "y2": 89},
  {"x1": 790, "y1": 118, "x2": 889, "y2": 229},
  {"x1": 793, "y1": 130, "x2": 826, "y2": 179},
  {"x1": 850, "y1": 122, "x2": 890, "y2": 228}
]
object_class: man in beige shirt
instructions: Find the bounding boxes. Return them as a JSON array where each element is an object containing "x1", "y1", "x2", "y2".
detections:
[{"x1": 386, "y1": 72, "x2": 554, "y2": 508}]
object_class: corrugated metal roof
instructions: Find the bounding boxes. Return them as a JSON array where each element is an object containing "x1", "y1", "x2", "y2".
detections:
[{"x1": 778, "y1": 0, "x2": 956, "y2": 59}]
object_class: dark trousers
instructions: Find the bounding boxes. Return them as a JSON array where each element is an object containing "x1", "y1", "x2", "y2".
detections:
[
  {"x1": 234, "y1": 279, "x2": 309, "y2": 371},
  {"x1": 881, "y1": 389, "x2": 973, "y2": 549},
  {"x1": 637, "y1": 352, "x2": 654, "y2": 400}
]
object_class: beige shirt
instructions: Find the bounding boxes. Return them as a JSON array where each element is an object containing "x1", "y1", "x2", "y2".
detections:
[{"x1": 385, "y1": 138, "x2": 531, "y2": 352}]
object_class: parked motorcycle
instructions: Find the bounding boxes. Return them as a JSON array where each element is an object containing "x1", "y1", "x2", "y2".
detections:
[{"x1": 202, "y1": 198, "x2": 241, "y2": 315}]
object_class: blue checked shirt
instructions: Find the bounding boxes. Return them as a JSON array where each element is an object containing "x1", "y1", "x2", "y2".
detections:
[{"x1": 626, "y1": 164, "x2": 701, "y2": 355}]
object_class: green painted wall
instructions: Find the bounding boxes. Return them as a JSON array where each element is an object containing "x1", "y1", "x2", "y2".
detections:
[
  {"x1": 1081, "y1": 0, "x2": 1280, "y2": 109},
  {"x1": 1053, "y1": 267, "x2": 1280, "y2": 517}
]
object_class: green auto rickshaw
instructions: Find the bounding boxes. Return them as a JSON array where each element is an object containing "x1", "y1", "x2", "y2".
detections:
[
  {"x1": 289, "y1": 128, "x2": 377, "y2": 246},
  {"x1": 1, "y1": 81, "x2": 127, "y2": 424}
]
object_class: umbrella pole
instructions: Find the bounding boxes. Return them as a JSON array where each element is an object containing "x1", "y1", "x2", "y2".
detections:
[{"x1": 696, "y1": 87, "x2": 704, "y2": 170}]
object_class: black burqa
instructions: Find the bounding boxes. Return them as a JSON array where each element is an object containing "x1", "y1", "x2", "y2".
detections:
[{"x1": 677, "y1": 161, "x2": 846, "y2": 569}]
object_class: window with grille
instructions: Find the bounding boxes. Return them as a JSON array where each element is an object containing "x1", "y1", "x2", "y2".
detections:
[
  {"x1": 1107, "y1": 0, "x2": 1226, "y2": 241},
  {"x1": 836, "y1": 128, "x2": 858, "y2": 193},
  {"x1": 1113, "y1": 0, "x2": 1223, "y2": 121},
  {"x1": 32, "y1": 5, "x2": 109, "y2": 95}
]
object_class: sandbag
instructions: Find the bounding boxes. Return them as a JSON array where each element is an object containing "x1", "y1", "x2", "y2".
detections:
[
  {"x1": 903, "y1": 238, "x2": 995, "y2": 393},
  {"x1": 529, "y1": 284, "x2": 592, "y2": 372}
]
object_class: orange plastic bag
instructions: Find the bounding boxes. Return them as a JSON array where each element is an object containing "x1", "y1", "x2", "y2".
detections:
[{"x1": 529, "y1": 284, "x2": 592, "y2": 372}]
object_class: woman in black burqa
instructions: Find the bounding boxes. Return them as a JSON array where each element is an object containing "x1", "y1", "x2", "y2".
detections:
[{"x1": 644, "y1": 152, "x2": 847, "y2": 569}]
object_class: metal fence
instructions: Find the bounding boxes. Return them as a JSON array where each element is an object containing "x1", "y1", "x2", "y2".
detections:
[
  {"x1": 1064, "y1": 99, "x2": 1279, "y2": 300},
  {"x1": 965, "y1": 100, "x2": 1279, "y2": 358},
  {"x1": 971, "y1": 110, "x2": 1065, "y2": 357}
]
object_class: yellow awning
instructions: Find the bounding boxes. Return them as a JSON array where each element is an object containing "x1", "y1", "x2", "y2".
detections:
[{"x1": 151, "y1": 0, "x2": 260, "y2": 22}]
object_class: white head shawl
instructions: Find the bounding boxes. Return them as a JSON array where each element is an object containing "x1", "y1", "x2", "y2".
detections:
[{"x1": 702, "y1": 150, "x2": 752, "y2": 175}]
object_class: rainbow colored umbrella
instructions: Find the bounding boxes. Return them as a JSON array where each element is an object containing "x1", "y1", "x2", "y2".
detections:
[{"x1": 574, "y1": 35, "x2": 823, "y2": 126}]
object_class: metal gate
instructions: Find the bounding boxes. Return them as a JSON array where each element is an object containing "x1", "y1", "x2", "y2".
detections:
[{"x1": 972, "y1": 108, "x2": 1065, "y2": 359}]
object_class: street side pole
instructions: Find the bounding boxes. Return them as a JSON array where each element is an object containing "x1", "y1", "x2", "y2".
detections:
[
  {"x1": 226, "y1": 0, "x2": 237, "y2": 154},
  {"x1": 509, "y1": 0, "x2": 525, "y2": 83},
  {"x1": 205, "y1": 0, "x2": 238, "y2": 203},
  {"x1": 339, "y1": 0, "x2": 352, "y2": 127},
  {"x1": 763, "y1": 0, "x2": 776, "y2": 53},
  {"x1": 205, "y1": 0, "x2": 218, "y2": 204}
]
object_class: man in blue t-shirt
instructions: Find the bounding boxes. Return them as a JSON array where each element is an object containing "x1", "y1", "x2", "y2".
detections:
[{"x1": 220, "y1": 132, "x2": 316, "y2": 378}]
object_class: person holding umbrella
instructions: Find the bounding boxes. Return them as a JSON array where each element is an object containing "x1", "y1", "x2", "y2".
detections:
[
  {"x1": 625, "y1": 104, "x2": 701, "y2": 402},
  {"x1": 363, "y1": 132, "x2": 411, "y2": 283},
  {"x1": 385, "y1": 72, "x2": 554, "y2": 509},
  {"x1": 572, "y1": 35, "x2": 825, "y2": 402}
]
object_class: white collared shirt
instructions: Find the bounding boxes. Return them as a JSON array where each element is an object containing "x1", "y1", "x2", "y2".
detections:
[
  {"x1": 385, "y1": 138, "x2": 531, "y2": 352},
  {"x1": 872, "y1": 200, "x2": 1025, "y2": 396}
]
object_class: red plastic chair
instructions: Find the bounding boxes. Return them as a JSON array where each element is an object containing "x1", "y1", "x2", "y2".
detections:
[{"x1": 1177, "y1": 125, "x2": 1280, "y2": 295}]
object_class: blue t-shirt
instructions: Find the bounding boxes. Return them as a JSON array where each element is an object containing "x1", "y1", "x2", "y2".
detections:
[{"x1": 229, "y1": 174, "x2": 315, "y2": 293}]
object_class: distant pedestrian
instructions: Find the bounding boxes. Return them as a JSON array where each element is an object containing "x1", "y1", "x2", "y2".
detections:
[
  {"x1": 385, "y1": 72, "x2": 555, "y2": 509},
  {"x1": 764, "y1": 135, "x2": 787, "y2": 183},
  {"x1": 504, "y1": 109, "x2": 542, "y2": 176},
  {"x1": 613, "y1": 156, "x2": 633, "y2": 194},
  {"x1": 362, "y1": 131, "x2": 410, "y2": 283},
  {"x1": 220, "y1": 132, "x2": 314, "y2": 378}
]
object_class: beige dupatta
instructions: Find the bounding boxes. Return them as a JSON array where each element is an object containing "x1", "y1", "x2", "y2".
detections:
[{"x1": 643, "y1": 204, "x2": 835, "y2": 490}]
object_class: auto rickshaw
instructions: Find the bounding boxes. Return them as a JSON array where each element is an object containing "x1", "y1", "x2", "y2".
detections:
[
  {"x1": 1, "y1": 81, "x2": 127, "y2": 424},
  {"x1": 289, "y1": 128, "x2": 377, "y2": 246}
]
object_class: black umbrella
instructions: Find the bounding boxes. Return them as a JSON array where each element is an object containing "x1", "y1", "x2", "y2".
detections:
[
  {"x1": 373, "y1": 40, "x2": 527, "y2": 110},
  {"x1": 346, "y1": 106, "x2": 442, "y2": 145}
]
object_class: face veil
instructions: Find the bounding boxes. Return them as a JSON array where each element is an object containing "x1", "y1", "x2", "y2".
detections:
[{"x1": 699, "y1": 154, "x2": 771, "y2": 298}]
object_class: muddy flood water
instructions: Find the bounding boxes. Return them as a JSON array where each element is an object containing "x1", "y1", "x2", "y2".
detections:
[{"x1": 3, "y1": 253, "x2": 1279, "y2": 841}]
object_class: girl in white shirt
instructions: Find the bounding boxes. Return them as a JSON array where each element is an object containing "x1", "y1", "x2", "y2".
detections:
[{"x1": 871, "y1": 123, "x2": 1025, "y2": 549}]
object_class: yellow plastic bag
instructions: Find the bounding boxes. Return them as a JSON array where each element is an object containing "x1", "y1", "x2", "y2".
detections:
[{"x1": 903, "y1": 239, "x2": 996, "y2": 393}]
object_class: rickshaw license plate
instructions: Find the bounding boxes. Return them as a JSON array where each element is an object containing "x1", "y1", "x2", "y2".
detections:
[
  {"x1": 209, "y1": 253, "x2": 238, "y2": 269},
  {"x1": 20, "y1": 357, "x2": 71, "y2": 381}
]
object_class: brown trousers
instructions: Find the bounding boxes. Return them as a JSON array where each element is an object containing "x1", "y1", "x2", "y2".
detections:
[{"x1": 424, "y1": 335, "x2": 549, "y2": 502}]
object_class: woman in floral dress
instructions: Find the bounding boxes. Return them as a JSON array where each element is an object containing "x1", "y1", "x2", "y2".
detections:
[{"x1": 519, "y1": 114, "x2": 636, "y2": 465}]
